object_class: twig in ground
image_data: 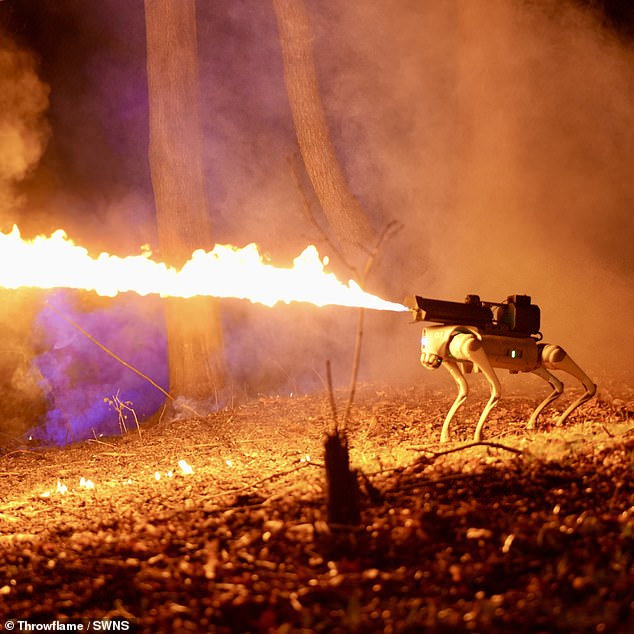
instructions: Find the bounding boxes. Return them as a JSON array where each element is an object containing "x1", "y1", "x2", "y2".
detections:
[
  {"x1": 413, "y1": 440, "x2": 524, "y2": 460},
  {"x1": 362, "y1": 441, "x2": 525, "y2": 483},
  {"x1": 87, "y1": 438, "x2": 118, "y2": 448},
  {"x1": 1, "y1": 449, "x2": 48, "y2": 460},
  {"x1": 157, "y1": 401, "x2": 168, "y2": 425},
  {"x1": 344, "y1": 307, "x2": 366, "y2": 425},
  {"x1": 105, "y1": 391, "x2": 143, "y2": 441},
  {"x1": 325, "y1": 360, "x2": 338, "y2": 432},
  {"x1": 344, "y1": 220, "x2": 403, "y2": 424}
]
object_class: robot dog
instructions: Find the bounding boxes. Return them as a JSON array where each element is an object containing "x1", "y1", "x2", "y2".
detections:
[{"x1": 406, "y1": 294, "x2": 597, "y2": 443}]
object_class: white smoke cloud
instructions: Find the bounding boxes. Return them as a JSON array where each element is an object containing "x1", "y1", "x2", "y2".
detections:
[
  {"x1": 0, "y1": 35, "x2": 50, "y2": 224},
  {"x1": 0, "y1": 32, "x2": 51, "y2": 439},
  {"x1": 303, "y1": 0, "x2": 634, "y2": 383}
]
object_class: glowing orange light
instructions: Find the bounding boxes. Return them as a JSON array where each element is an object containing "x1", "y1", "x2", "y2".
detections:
[
  {"x1": 0, "y1": 226, "x2": 407, "y2": 312},
  {"x1": 79, "y1": 476, "x2": 95, "y2": 490},
  {"x1": 178, "y1": 459, "x2": 194, "y2": 475}
]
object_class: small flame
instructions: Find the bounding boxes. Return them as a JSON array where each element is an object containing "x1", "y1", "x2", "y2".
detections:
[
  {"x1": 41, "y1": 478, "x2": 95, "y2": 497},
  {"x1": 154, "y1": 469, "x2": 176, "y2": 481},
  {"x1": 178, "y1": 459, "x2": 194, "y2": 475},
  {"x1": 0, "y1": 226, "x2": 407, "y2": 312},
  {"x1": 79, "y1": 476, "x2": 95, "y2": 490}
]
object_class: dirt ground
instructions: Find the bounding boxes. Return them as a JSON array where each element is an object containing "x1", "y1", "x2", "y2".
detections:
[{"x1": 0, "y1": 382, "x2": 632, "y2": 633}]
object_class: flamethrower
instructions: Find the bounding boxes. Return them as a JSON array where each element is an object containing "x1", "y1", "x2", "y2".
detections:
[{"x1": 405, "y1": 294, "x2": 597, "y2": 443}]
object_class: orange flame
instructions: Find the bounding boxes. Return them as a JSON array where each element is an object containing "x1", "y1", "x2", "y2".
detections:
[{"x1": 0, "y1": 226, "x2": 407, "y2": 311}]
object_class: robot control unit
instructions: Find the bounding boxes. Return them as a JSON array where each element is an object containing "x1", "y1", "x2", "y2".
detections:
[{"x1": 406, "y1": 294, "x2": 597, "y2": 443}]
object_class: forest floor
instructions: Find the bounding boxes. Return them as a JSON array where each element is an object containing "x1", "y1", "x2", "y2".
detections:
[{"x1": 0, "y1": 381, "x2": 632, "y2": 633}]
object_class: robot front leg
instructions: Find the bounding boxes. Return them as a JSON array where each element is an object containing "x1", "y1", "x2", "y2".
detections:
[
  {"x1": 447, "y1": 333, "x2": 502, "y2": 442},
  {"x1": 539, "y1": 344, "x2": 597, "y2": 426},
  {"x1": 468, "y1": 345, "x2": 502, "y2": 442},
  {"x1": 440, "y1": 359, "x2": 468, "y2": 443}
]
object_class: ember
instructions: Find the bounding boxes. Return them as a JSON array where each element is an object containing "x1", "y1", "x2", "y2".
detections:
[
  {"x1": 79, "y1": 476, "x2": 95, "y2": 490},
  {"x1": 178, "y1": 459, "x2": 194, "y2": 475}
]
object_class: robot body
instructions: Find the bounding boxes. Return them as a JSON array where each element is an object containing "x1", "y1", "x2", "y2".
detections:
[{"x1": 408, "y1": 295, "x2": 597, "y2": 442}]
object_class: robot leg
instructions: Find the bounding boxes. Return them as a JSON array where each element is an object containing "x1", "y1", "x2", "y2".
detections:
[
  {"x1": 539, "y1": 344, "x2": 597, "y2": 426},
  {"x1": 440, "y1": 359, "x2": 468, "y2": 443},
  {"x1": 527, "y1": 366, "x2": 564, "y2": 429}
]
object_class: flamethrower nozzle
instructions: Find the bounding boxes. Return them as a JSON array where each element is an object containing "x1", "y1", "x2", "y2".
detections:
[
  {"x1": 403, "y1": 295, "x2": 424, "y2": 321},
  {"x1": 403, "y1": 294, "x2": 493, "y2": 327}
]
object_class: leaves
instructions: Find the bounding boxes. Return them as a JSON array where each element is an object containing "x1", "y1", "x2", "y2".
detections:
[{"x1": 0, "y1": 386, "x2": 632, "y2": 631}]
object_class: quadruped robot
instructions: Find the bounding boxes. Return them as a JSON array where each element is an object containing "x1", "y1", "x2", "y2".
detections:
[{"x1": 406, "y1": 294, "x2": 597, "y2": 443}]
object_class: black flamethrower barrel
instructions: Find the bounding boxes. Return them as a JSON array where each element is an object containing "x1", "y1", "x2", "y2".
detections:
[
  {"x1": 405, "y1": 295, "x2": 494, "y2": 328},
  {"x1": 404, "y1": 294, "x2": 541, "y2": 337}
]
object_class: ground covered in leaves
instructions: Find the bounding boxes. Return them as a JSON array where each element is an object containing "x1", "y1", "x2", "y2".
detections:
[{"x1": 0, "y1": 383, "x2": 632, "y2": 632}]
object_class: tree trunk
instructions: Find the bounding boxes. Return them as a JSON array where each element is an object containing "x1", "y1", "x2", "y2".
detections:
[
  {"x1": 144, "y1": 0, "x2": 225, "y2": 402},
  {"x1": 272, "y1": 0, "x2": 376, "y2": 270}
]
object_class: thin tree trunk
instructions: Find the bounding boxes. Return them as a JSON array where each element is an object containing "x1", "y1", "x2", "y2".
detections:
[
  {"x1": 272, "y1": 0, "x2": 376, "y2": 269},
  {"x1": 144, "y1": 0, "x2": 225, "y2": 402}
]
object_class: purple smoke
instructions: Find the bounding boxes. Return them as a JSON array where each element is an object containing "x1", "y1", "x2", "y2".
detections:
[{"x1": 30, "y1": 290, "x2": 168, "y2": 445}]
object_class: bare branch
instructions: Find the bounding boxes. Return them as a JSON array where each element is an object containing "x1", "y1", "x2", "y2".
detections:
[
  {"x1": 414, "y1": 440, "x2": 525, "y2": 460},
  {"x1": 343, "y1": 220, "x2": 403, "y2": 424}
]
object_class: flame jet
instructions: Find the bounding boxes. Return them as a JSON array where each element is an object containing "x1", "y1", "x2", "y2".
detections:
[{"x1": 0, "y1": 226, "x2": 407, "y2": 312}]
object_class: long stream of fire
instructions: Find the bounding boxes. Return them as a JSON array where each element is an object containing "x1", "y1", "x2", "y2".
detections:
[{"x1": 0, "y1": 226, "x2": 407, "y2": 312}]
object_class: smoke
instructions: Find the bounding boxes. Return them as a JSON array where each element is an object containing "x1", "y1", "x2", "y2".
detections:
[
  {"x1": 301, "y1": 0, "x2": 634, "y2": 383},
  {"x1": 1, "y1": 0, "x2": 632, "y2": 445},
  {"x1": 0, "y1": 2, "x2": 163, "y2": 444},
  {"x1": 31, "y1": 291, "x2": 168, "y2": 444},
  {"x1": 0, "y1": 34, "x2": 50, "y2": 225},
  {"x1": 0, "y1": 31, "x2": 51, "y2": 441}
]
